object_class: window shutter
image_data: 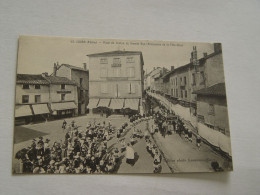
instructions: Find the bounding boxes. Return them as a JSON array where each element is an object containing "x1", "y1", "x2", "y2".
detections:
[
  {"x1": 131, "y1": 84, "x2": 136, "y2": 93},
  {"x1": 101, "y1": 83, "x2": 108, "y2": 93},
  {"x1": 128, "y1": 83, "x2": 131, "y2": 94}
]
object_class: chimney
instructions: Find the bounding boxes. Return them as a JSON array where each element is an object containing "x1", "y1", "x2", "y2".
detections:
[
  {"x1": 203, "y1": 52, "x2": 207, "y2": 57},
  {"x1": 42, "y1": 72, "x2": 48, "y2": 77},
  {"x1": 171, "y1": 66, "x2": 175, "y2": 71},
  {"x1": 53, "y1": 63, "x2": 57, "y2": 76},
  {"x1": 83, "y1": 63, "x2": 87, "y2": 70},
  {"x1": 214, "y1": 43, "x2": 222, "y2": 53},
  {"x1": 190, "y1": 46, "x2": 198, "y2": 65}
]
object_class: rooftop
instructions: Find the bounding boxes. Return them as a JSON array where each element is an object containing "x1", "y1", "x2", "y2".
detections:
[
  {"x1": 16, "y1": 74, "x2": 76, "y2": 85},
  {"x1": 87, "y1": 50, "x2": 144, "y2": 65},
  {"x1": 161, "y1": 50, "x2": 222, "y2": 79},
  {"x1": 193, "y1": 83, "x2": 226, "y2": 97},
  {"x1": 43, "y1": 75, "x2": 76, "y2": 85},
  {"x1": 58, "y1": 64, "x2": 88, "y2": 72},
  {"x1": 16, "y1": 74, "x2": 49, "y2": 85}
]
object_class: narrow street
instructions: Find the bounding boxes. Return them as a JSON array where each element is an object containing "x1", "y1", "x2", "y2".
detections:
[{"x1": 145, "y1": 96, "x2": 231, "y2": 172}]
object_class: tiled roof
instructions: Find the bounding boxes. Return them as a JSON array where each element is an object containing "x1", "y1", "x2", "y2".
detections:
[
  {"x1": 193, "y1": 83, "x2": 226, "y2": 97},
  {"x1": 160, "y1": 50, "x2": 222, "y2": 79},
  {"x1": 60, "y1": 64, "x2": 88, "y2": 72},
  {"x1": 43, "y1": 76, "x2": 76, "y2": 85},
  {"x1": 17, "y1": 74, "x2": 77, "y2": 85},
  {"x1": 145, "y1": 67, "x2": 163, "y2": 77},
  {"x1": 16, "y1": 74, "x2": 49, "y2": 85}
]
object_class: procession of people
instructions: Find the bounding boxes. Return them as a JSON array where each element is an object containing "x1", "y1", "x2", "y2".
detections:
[
  {"x1": 14, "y1": 95, "x2": 204, "y2": 174},
  {"x1": 149, "y1": 96, "x2": 202, "y2": 151},
  {"x1": 15, "y1": 112, "x2": 166, "y2": 174}
]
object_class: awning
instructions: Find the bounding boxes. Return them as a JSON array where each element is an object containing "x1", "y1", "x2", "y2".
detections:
[
  {"x1": 87, "y1": 99, "x2": 99, "y2": 109},
  {"x1": 15, "y1": 105, "x2": 33, "y2": 117},
  {"x1": 124, "y1": 99, "x2": 139, "y2": 110},
  {"x1": 50, "y1": 102, "x2": 77, "y2": 111},
  {"x1": 97, "y1": 99, "x2": 111, "y2": 108},
  {"x1": 32, "y1": 104, "x2": 50, "y2": 115},
  {"x1": 109, "y1": 99, "x2": 124, "y2": 109}
]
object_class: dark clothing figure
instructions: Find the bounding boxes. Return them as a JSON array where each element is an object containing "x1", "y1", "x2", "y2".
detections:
[{"x1": 62, "y1": 120, "x2": 67, "y2": 129}]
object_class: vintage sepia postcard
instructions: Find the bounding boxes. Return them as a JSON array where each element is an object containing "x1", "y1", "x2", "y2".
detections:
[{"x1": 13, "y1": 35, "x2": 232, "y2": 174}]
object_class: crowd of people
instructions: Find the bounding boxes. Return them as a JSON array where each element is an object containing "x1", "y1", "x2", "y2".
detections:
[
  {"x1": 15, "y1": 119, "x2": 137, "y2": 174},
  {"x1": 14, "y1": 100, "x2": 204, "y2": 174},
  {"x1": 152, "y1": 105, "x2": 202, "y2": 150},
  {"x1": 15, "y1": 113, "x2": 165, "y2": 174}
]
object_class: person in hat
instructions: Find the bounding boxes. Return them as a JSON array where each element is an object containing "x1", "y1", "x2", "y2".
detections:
[
  {"x1": 27, "y1": 144, "x2": 37, "y2": 162},
  {"x1": 94, "y1": 150, "x2": 102, "y2": 165},
  {"x1": 162, "y1": 120, "x2": 167, "y2": 138},
  {"x1": 153, "y1": 157, "x2": 161, "y2": 173},
  {"x1": 71, "y1": 120, "x2": 75, "y2": 128},
  {"x1": 38, "y1": 137, "x2": 44, "y2": 145},
  {"x1": 116, "y1": 130, "x2": 121, "y2": 143},
  {"x1": 99, "y1": 158, "x2": 105, "y2": 172},
  {"x1": 31, "y1": 139, "x2": 36, "y2": 148},
  {"x1": 89, "y1": 156, "x2": 96, "y2": 172},
  {"x1": 130, "y1": 135, "x2": 135, "y2": 146},
  {"x1": 44, "y1": 139, "x2": 50, "y2": 152},
  {"x1": 113, "y1": 148, "x2": 120, "y2": 163},
  {"x1": 184, "y1": 128, "x2": 189, "y2": 141},
  {"x1": 62, "y1": 120, "x2": 67, "y2": 130},
  {"x1": 188, "y1": 129, "x2": 193, "y2": 142},
  {"x1": 36, "y1": 138, "x2": 44, "y2": 157},
  {"x1": 196, "y1": 136, "x2": 201, "y2": 150}
]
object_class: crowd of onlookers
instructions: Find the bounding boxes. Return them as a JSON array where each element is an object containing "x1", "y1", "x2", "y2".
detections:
[
  {"x1": 15, "y1": 120, "x2": 133, "y2": 174},
  {"x1": 15, "y1": 114, "x2": 166, "y2": 174},
  {"x1": 15, "y1": 101, "x2": 206, "y2": 174}
]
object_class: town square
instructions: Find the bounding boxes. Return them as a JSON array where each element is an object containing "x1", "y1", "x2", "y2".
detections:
[{"x1": 13, "y1": 36, "x2": 232, "y2": 174}]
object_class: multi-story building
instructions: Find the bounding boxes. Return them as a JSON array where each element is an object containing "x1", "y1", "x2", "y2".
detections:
[
  {"x1": 15, "y1": 73, "x2": 78, "y2": 124},
  {"x1": 144, "y1": 67, "x2": 163, "y2": 91},
  {"x1": 160, "y1": 44, "x2": 223, "y2": 115},
  {"x1": 42, "y1": 73, "x2": 78, "y2": 117},
  {"x1": 87, "y1": 50, "x2": 144, "y2": 114},
  {"x1": 145, "y1": 67, "x2": 168, "y2": 92},
  {"x1": 193, "y1": 83, "x2": 230, "y2": 136},
  {"x1": 15, "y1": 74, "x2": 51, "y2": 124},
  {"x1": 146, "y1": 44, "x2": 230, "y2": 154},
  {"x1": 53, "y1": 63, "x2": 89, "y2": 115}
]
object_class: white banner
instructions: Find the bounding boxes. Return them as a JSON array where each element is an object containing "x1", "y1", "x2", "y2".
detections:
[{"x1": 198, "y1": 123, "x2": 231, "y2": 155}]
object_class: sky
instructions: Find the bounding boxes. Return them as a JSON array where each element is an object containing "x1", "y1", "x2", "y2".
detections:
[{"x1": 17, "y1": 35, "x2": 215, "y2": 75}]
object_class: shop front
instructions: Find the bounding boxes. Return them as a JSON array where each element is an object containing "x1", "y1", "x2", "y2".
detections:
[
  {"x1": 15, "y1": 105, "x2": 34, "y2": 125},
  {"x1": 50, "y1": 102, "x2": 77, "y2": 118}
]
